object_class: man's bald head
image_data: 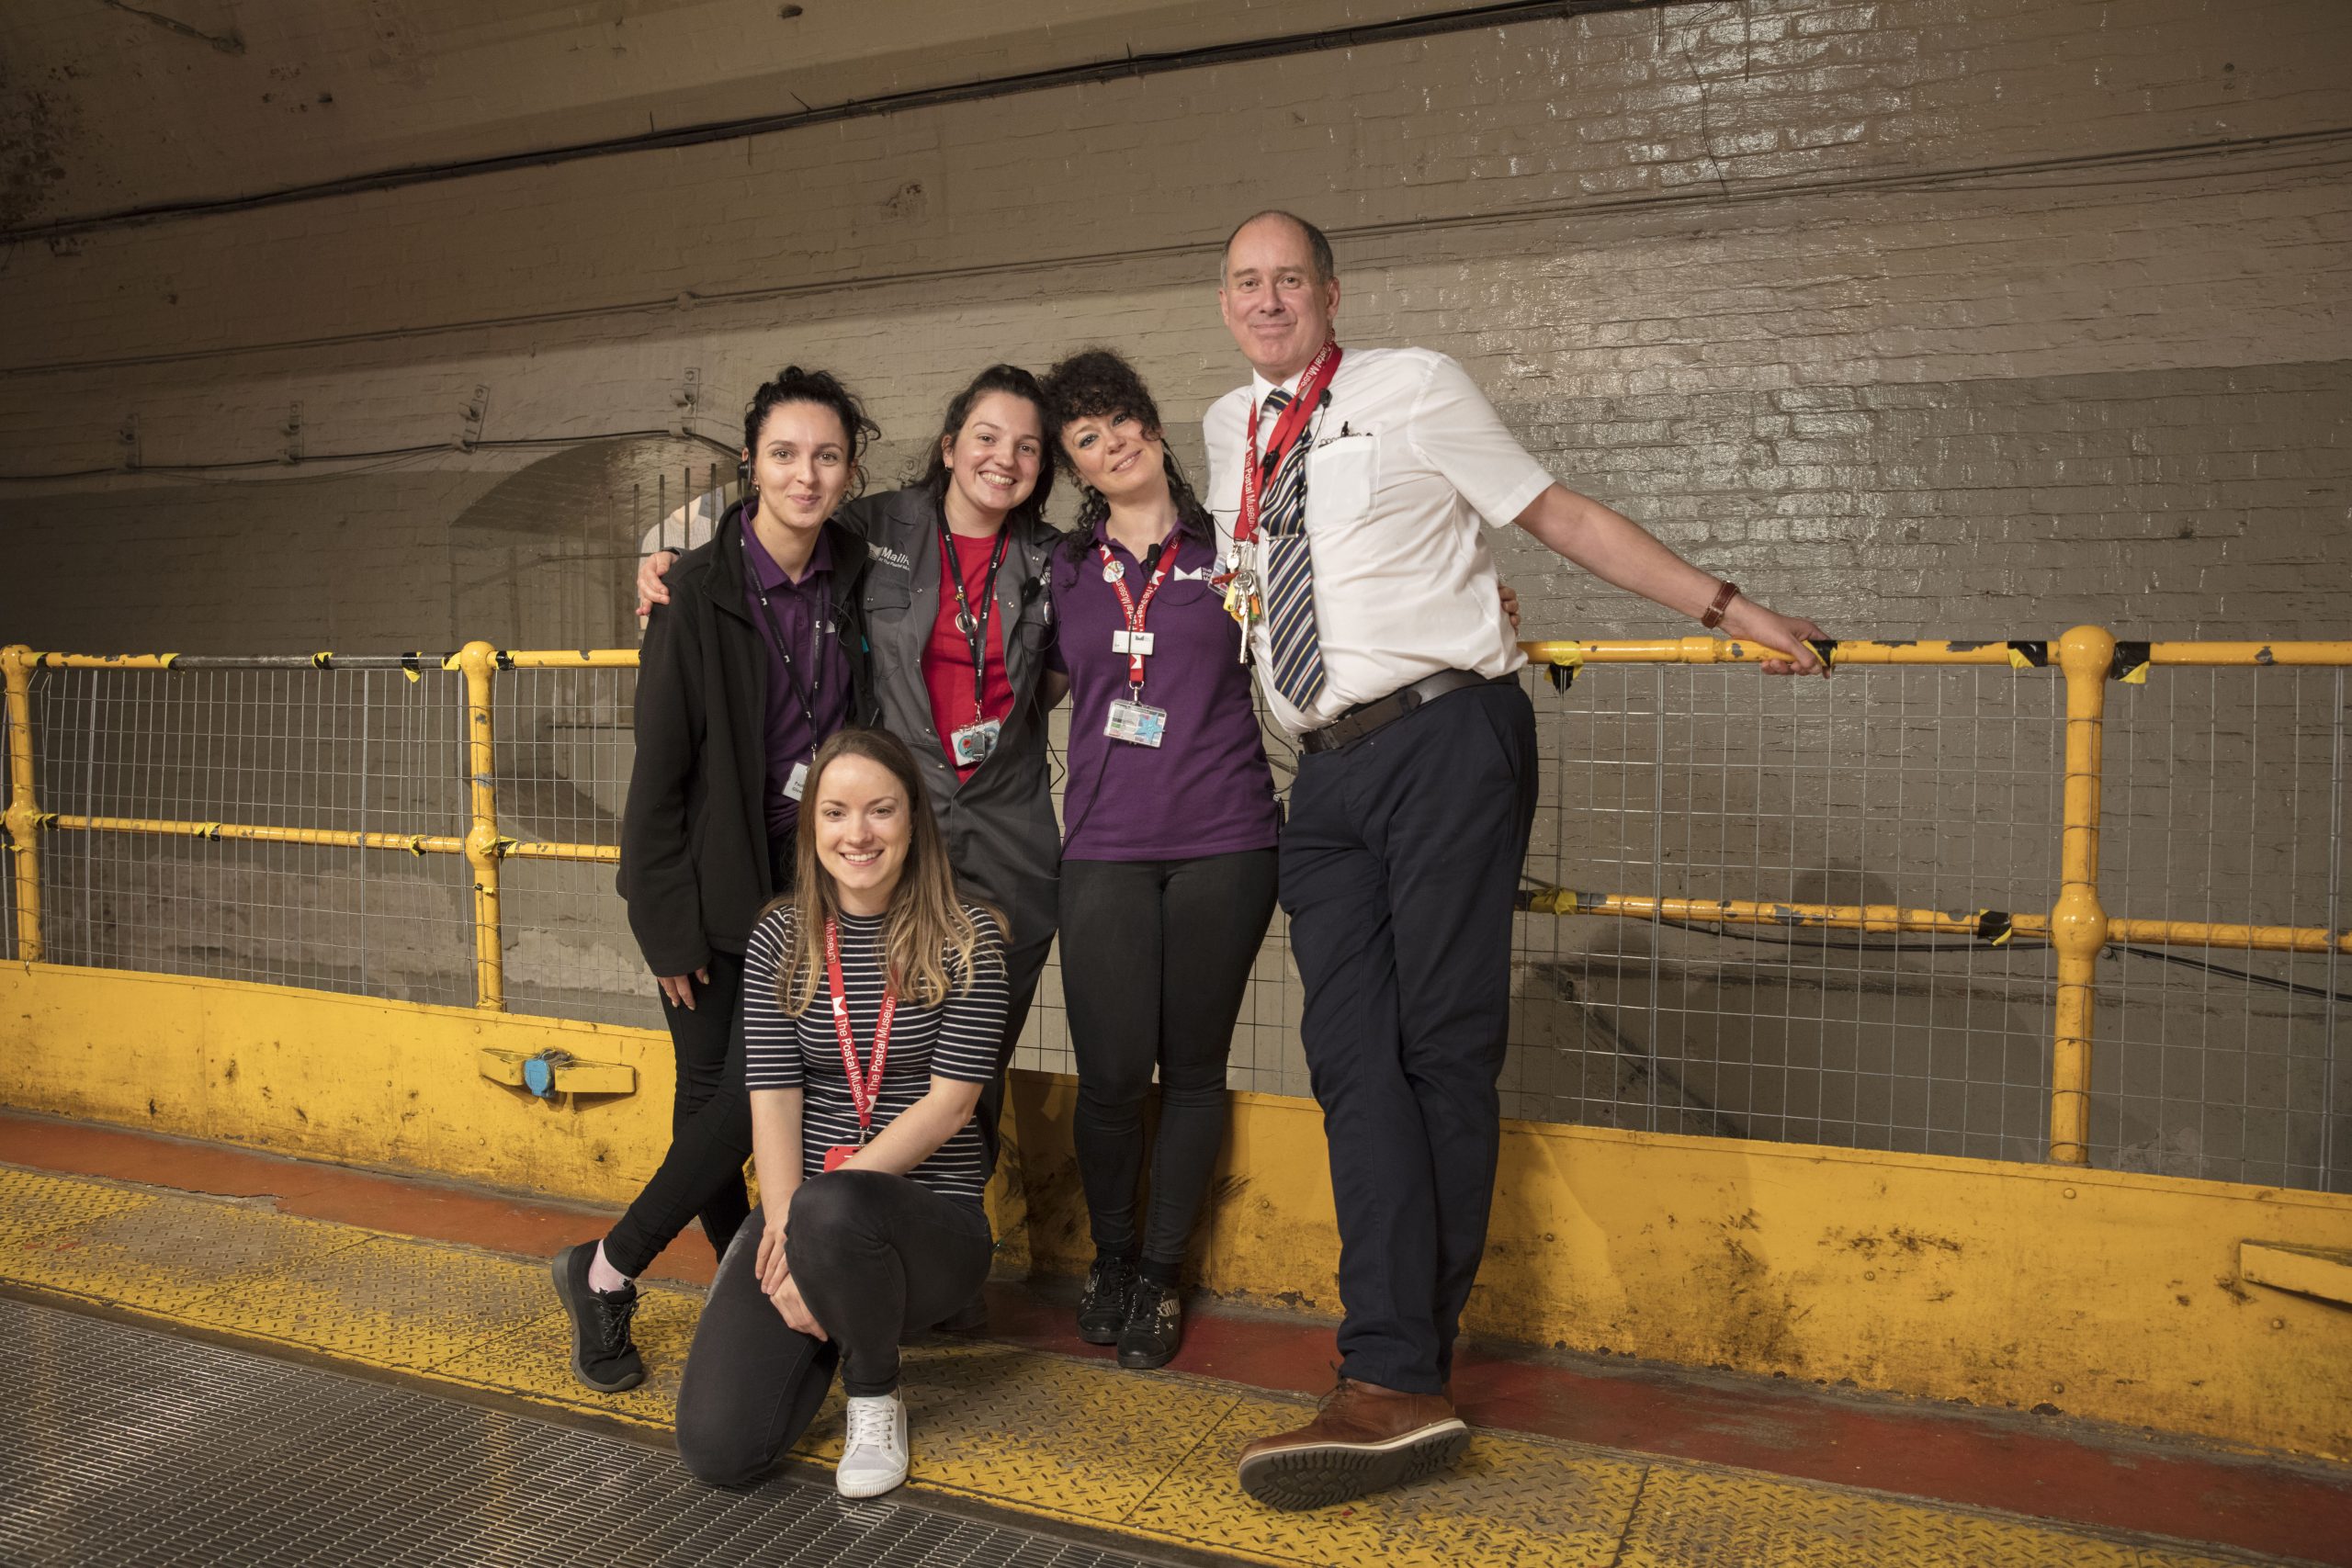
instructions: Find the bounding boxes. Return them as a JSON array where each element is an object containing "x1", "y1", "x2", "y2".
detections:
[
  {"x1": 1218, "y1": 210, "x2": 1342, "y2": 381},
  {"x1": 1221, "y1": 210, "x2": 1337, "y2": 285}
]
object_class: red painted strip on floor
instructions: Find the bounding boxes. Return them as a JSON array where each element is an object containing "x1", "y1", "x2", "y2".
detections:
[
  {"x1": 0, "y1": 1111, "x2": 718, "y2": 1287},
  {"x1": 5, "y1": 1110, "x2": 2347, "y2": 1565}
]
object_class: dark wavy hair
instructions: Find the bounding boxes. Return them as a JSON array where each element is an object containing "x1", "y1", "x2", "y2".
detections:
[
  {"x1": 741, "y1": 366, "x2": 880, "y2": 500},
  {"x1": 1040, "y1": 346, "x2": 1210, "y2": 549},
  {"x1": 911, "y1": 364, "x2": 1056, "y2": 534}
]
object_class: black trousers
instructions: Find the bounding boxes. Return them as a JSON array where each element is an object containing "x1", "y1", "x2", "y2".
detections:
[
  {"x1": 972, "y1": 923, "x2": 1054, "y2": 1173},
  {"x1": 1059, "y1": 850, "x2": 1278, "y2": 1270},
  {"x1": 605, "y1": 947, "x2": 752, "y2": 1277},
  {"x1": 605, "y1": 842, "x2": 790, "y2": 1279},
  {"x1": 674, "y1": 1172, "x2": 993, "y2": 1487},
  {"x1": 1280, "y1": 677, "x2": 1538, "y2": 1394}
]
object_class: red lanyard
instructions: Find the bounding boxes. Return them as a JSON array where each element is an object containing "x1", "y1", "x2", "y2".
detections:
[
  {"x1": 822, "y1": 918, "x2": 897, "y2": 1139},
  {"x1": 1235, "y1": 339, "x2": 1343, "y2": 548},
  {"x1": 1096, "y1": 538, "x2": 1178, "y2": 689}
]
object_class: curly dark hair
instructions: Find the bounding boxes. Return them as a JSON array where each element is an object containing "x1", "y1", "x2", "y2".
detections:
[
  {"x1": 1040, "y1": 347, "x2": 1209, "y2": 547},
  {"x1": 910, "y1": 364, "x2": 1057, "y2": 536},
  {"x1": 741, "y1": 366, "x2": 880, "y2": 499}
]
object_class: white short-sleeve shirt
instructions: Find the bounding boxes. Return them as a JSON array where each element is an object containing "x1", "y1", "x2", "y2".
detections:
[{"x1": 1203, "y1": 345, "x2": 1556, "y2": 737}]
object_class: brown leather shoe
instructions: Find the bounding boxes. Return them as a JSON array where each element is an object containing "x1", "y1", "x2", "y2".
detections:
[{"x1": 1236, "y1": 1378, "x2": 1469, "y2": 1509}]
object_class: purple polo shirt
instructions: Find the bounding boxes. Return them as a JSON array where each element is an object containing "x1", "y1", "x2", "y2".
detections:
[
  {"x1": 1048, "y1": 526, "x2": 1280, "y2": 861},
  {"x1": 742, "y1": 525, "x2": 850, "y2": 846}
]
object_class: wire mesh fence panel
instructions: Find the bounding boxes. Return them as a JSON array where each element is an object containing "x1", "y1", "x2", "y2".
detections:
[
  {"x1": 1513, "y1": 664, "x2": 2065, "y2": 1162},
  {"x1": 2098, "y1": 667, "x2": 2349, "y2": 1192},
  {"x1": 28, "y1": 665, "x2": 476, "y2": 1007},
  {"x1": 492, "y1": 665, "x2": 659, "y2": 1028},
  {"x1": 13, "y1": 637, "x2": 2345, "y2": 1193}
]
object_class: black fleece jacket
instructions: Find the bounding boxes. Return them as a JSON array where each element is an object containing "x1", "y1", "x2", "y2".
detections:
[{"x1": 617, "y1": 509, "x2": 877, "y2": 976}]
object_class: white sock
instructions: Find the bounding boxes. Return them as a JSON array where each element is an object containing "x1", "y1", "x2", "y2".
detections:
[{"x1": 588, "y1": 1239, "x2": 632, "y2": 1294}]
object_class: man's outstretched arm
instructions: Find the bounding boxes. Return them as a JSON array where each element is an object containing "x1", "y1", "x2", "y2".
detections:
[{"x1": 1512, "y1": 484, "x2": 1828, "y2": 676}]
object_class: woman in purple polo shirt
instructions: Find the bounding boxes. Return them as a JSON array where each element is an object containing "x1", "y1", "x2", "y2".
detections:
[{"x1": 1041, "y1": 348, "x2": 1282, "y2": 1369}]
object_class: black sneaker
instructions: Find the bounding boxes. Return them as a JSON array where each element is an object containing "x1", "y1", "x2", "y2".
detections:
[
  {"x1": 552, "y1": 1241, "x2": 644, "y2": 1393},
  {"x1": 1076, "y1": 1254, "x2": 1136, "y2": 1346},
  {"x1": 1117, "y1": 1276, "x2": 1183, "y2": 1370}
]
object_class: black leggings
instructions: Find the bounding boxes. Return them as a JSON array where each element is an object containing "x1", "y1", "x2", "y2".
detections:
[
  {"x1": 674, "y1": 1172, "x2": 993, "y2": 1487},
  {"x1": 605, "y1": 842, "x2": 789, "y2": 1279},
  {"x1": 1058, "y1": 850, "x2": 1278, "y2": 1273},
  {"x1": 605, "y1": 947, "x2": 752, "y2": 1277}
]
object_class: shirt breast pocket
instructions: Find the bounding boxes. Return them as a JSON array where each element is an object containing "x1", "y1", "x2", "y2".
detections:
[{"x1": 1305, "y1": 431, "x2": 1377, "y2": 531}]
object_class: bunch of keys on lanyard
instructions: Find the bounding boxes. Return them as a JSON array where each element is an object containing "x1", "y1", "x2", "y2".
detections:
[
  {"x1": 1219, "y1": 339, "x2": 1343, "y2": 662},
  {"x1": 1102, "y1": 538, "x2": 1176, "y2": 748},
  {"x1": 939, "y1": 519, "x2": 1011, "y2": 767},
  {"x1": 820, "y1": 917, "x2": 896, "y2": 1172}
]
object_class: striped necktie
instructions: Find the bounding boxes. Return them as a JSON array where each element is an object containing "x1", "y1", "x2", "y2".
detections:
[{"x1": 1258, "y1": 386, "x2": 1327, "y2": 711}]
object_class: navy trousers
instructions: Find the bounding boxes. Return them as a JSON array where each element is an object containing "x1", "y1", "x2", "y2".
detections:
[{"x1": 1279, "y1": 676, "x2": 1539, "y2": 1394}]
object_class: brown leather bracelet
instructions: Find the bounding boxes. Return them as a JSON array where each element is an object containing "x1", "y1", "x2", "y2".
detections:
[{"x1": 1701, "y1": 579, "x2": 1740, "y2": 629}]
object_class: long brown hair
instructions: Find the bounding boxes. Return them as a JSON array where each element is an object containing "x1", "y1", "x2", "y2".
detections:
[{"x1": 768, "y1": 727, "x2": 1001, "y2": 1015}]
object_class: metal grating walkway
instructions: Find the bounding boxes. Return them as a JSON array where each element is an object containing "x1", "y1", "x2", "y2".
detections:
[
  {"x1": 0, "y1": 1160, "x2": 2321, "y2": 1568},
  {"x1": 1, "y1": 1298, "x2": 1163, "y2": 1568}
]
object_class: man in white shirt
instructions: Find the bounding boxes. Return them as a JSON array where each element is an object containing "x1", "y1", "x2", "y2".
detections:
[{"x1": 1211, "y1": 210, "x2": 1826, "y2": 1510}]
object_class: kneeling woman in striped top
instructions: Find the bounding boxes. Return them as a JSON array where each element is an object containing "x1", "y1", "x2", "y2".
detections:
[{"x1": 675, "y1": 727, "x2": 1007, "y2": 1499}]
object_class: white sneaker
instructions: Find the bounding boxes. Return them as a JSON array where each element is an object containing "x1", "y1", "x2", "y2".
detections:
[{"x1": 836, "y1": 1393, "x2": 910, "y2": 1499}]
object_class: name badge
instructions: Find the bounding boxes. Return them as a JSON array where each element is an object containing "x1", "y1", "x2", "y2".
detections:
[
  {"x1": 1105, "y1": 698, "x2": 1168, "y2": 749},
  {"x1": 784, "y1": 761, "x2": 808, "y2": 801},
  {"x1": 949, "y1": 717, "x2": 1002, "y2": 767},
  {"x1": 1111, "y1": 630, "x2": 1156, "y2": 656},
  {"x1": 822, "y1": 1145, "x2": 858, "y2": 1173}
]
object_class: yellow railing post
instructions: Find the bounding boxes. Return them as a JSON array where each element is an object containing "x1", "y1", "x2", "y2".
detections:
[
  {"x1": 458, "y1": 640, "x2": 506, "y2": 1011},
  {"x1": 2049, "y1": 625, "x2": 2115, "y2": 1166},
  {"x1": 2, "y1": 645, "x2": 42, "y2": 963}
]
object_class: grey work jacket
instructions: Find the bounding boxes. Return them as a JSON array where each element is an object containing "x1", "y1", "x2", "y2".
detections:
[{"x1": 838, "y1": 486, "x2": 1063, "y2": 960}]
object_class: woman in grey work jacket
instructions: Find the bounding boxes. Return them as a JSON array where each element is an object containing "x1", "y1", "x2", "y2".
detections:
[{"x1": 640, "y1": 365, "x2": 1065, "y2": 1151}]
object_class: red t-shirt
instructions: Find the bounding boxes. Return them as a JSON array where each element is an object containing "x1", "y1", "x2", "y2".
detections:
[{"x1": 922, "y1": 531, "x2": 1016, "y2": 783}]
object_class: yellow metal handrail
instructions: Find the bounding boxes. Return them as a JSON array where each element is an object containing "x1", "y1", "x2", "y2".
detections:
[{"x1": 6, "y1": 630, "x2": 2348, "y2": 1167}]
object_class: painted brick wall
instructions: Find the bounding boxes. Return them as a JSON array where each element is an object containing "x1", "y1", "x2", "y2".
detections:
[{"x1": 2, "y1": 0, "x2": 2346, "y2": 1187}]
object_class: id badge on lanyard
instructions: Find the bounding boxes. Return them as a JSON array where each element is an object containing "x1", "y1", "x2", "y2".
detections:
[
  {"x1": 949, "y1": 716, "x2": 1002, "y2": 767},
  {"x1": 941, "y1": 521, "x2": 1011, "y2": 768},
  {"x1": 747, "y1": 536, "x2": 825, "y2": 802},
  {"x1": 1100, "y1": 540, "x2": 1176, "y2": 748}
]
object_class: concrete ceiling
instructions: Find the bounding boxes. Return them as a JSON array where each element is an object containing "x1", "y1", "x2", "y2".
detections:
[{"x1": 0, "y1": 0, "x2": 1491, "y2": 230}]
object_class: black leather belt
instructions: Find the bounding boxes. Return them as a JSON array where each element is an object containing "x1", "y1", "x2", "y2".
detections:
[{"x1": 1296, "y1": 668, "x2": 1504, "y2": 755}]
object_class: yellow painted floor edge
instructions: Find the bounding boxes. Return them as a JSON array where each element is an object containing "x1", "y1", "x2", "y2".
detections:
[{"x1": 0, "y1": 1160, "x2": 2290, "y2": 1568}]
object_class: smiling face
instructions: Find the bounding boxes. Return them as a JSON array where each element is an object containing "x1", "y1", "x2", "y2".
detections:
[
  {"x1": 939, "y1": 390, "x2": 1045, "y2": 533},
  {"x1": 1219, "y1": 214, "x2": 1341, "y2": 383},
  {"x1": 741, "y1": 399, "x2": 854, "y2": 544},
  {"x1": 1059, "y1": 411, "x2": 1169, "y2": 513},
  {"x1": 813, "y1": 751, "x2": 912, "y2": 916}
]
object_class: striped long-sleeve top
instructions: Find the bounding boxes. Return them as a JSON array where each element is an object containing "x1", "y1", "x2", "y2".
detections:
[{"x1": 741, "y1": 903, "x2": 1006, "y2": 1208}]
